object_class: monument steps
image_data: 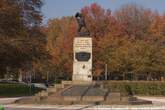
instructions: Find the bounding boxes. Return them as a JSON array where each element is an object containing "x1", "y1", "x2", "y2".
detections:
[
  {"x1": 49, "y1": 85, "x2": 73, "y2": 97},
  {"x1": 28, "y1": 82, "x2": 111, "y2": 104},
  {"x1": 15, "y1": 81, "x2": 152, "y2": 105},
  {"x1": 46, "y1": 82, "x2": 124, "y2": 104}
]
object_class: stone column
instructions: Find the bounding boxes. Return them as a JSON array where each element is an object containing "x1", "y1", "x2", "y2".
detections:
[{"x1": 72, "y1": 37, "x2": 92, "y2": 82}]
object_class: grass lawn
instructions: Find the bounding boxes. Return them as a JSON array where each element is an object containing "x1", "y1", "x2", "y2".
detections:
[{"x1": 0, "y1": 83, "x2": 43, "y2": 97}]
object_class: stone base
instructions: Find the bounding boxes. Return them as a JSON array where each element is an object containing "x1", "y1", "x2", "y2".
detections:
[
  {"x1": 61, "y1": 83, "x2": 109, "y2": 102},
  {"x1": 15, "y1": 81, "x2": 153, "y2": 105},
  {"x1": 72, "y1": 74, "x2": 92, "y2": 83}
]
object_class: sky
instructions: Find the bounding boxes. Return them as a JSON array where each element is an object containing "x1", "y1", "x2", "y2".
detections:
[{"x1": 42, "y1": 0, "x2": 165, "y2": 24}]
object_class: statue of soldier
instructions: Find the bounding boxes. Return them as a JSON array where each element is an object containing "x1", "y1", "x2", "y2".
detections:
[{"x1": 75, "y1": 12, "x2": 90, "y2": 36}]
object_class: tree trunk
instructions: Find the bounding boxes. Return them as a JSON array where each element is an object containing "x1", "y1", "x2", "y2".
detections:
[
  {"x1": 18, "y1": 68, "x2": 23, "y2": 82},
  {"x1": 123, "y1": 72, "x2": 125, "y2": 80},
  {"x1": 97, "y1": 76, "x2": 100, "y2": 81},
  {"x1": 147, "y1": 73, "x2": 151, "y2": 81},
  {"x1": 134, "y1": 73, "x2": 137, "y2": 81}
]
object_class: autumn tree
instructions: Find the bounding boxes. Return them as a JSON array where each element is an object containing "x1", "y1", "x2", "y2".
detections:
[
  {"x1": 46, "y1": 17, "x2": 76, "y2": 80},
  {"x1": 0, "y1": 0, "x2": 47, "y2": 79},
  {"x1": 114, "y1": 3, "x2": 154, "y2": 39},
  {"x1": 80, "y1": 3, "x2": 126, "y2": 79},
  {"x1": 46, "y1": 3, "x2": 165, "y2": 81},
  {"x1": 149, "y1": 13, "x2": 165, "y2": 38}
]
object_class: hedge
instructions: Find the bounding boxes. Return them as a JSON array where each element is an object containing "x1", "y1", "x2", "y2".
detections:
[
  {"x1": 102, "y1": 81, "x2": 165, "y2": 96},
  {"x1": 0, "y1": 83, "x2": 43, "y2": 97}
]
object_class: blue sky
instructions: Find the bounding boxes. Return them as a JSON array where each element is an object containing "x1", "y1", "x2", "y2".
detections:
[{"x1": 42, "y1": 0, "x2": 165, "y2": 24}]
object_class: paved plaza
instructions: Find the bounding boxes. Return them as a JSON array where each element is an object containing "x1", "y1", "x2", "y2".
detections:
[
  {"x1": 1, "y1": 97, "x2": 165, "y2": 110},
  {"x1": 3, "y1": 104, "x2": 165, "y2": 110}
]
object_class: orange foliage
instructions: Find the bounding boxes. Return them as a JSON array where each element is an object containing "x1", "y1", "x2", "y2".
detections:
[
  {"x1": 46, "y1": 3, "x2": 165, "y2": 79},
  {"x1": 149, "y1": 13, "x2": 165, "y2": 36}
]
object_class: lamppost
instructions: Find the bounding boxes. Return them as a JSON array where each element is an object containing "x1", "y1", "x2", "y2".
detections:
[{"x1": 105, "y1": 64, "x2": 108, "y2": 80}]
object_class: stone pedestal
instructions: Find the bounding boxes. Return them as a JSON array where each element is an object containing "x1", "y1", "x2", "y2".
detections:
[{"x1": 72, "y1": 37, "x2": 92, "y2": 82}]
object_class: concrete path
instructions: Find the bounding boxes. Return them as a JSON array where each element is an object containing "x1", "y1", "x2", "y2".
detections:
[
  {"x1": 3, "y1": 104, "x2": 165, "y2": 110},
  {"x1": 2, "y1": 97, "x2": 165, "y2": 110},
  {"x1": 0, "y1": 97, "x2": 23, "y2": 104},
  {"x1": 137, "y1": 96, "x2": 165, "y2": 105}
]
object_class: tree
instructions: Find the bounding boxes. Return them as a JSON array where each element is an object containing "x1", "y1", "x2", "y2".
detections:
[
  {"x1": 149, "y1": 13, "x2": 165, "y2": 37},
  {"x1": 46, "y1": 17, "x2": 76, "y2": 79},
  {"x1": 0, "y1": 0, "x2": 47, "y2": 79},
  {"x1": 45, "y1": 2, "x2": 165, "y2": 81},
  {"x1": 114, "y1": 3, "x2": 153, "y2": 39},
  {"x1": 81, "y1": 3, "x2": 124, "y2": 38},
  {"x1": 131, "y1": 40, "x2": 165, "y2": 80},
  {"x1": 80, "y1": 3, "x2": 125, "y2": 78}
]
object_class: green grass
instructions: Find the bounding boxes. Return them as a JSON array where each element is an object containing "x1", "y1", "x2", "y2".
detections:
[
  {"x1": 0, "y1": 83, "x2": 43, "y2": 97},
  {"x1": 0, "y1": 105, "x2": 4, "y2": 110},
  {"x1": 103, "y1": 81, "x2": 165, "y2": 96}
]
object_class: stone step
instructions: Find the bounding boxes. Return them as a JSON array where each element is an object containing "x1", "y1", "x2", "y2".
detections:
[
  {"x1": 82, "y1": 96, "x2": 104, "y2": 102},
  {"x1": 53, "y1": 85, "x2": 73, "y2": 96},
  {"x1": 108, "y1": 92, "x2": 121, "y2": 97},
  {"x1": 16, "y1": 81, "x2": 150, "y2": 105},
  {"x1": 129, "y1": 97, "x2": 152, "y2": 105},
  {"x1": 35, "y1": 91, "x2": 48, "y2": 102},
  {"x1": 106, "y1": 92, "x2": 121, "y2": 101},
  {"x1": 72, "y1": 80, "x2": 93, "y2": 85},
  {"x1": 60, "y1": 83, "x2": 110, "y2": 102},
  {"x1": 61, "y1": 85, "x2": 91, "y2": 96},
  {"x1": 47, "y1": 87, "x2": 57, "y2": 95},
  {"x1": 61, "y1": 80, "x2": 72, "y2": 85},
  {"x1": 54, "y1": 84, "x2": 64, "y2": 89}
]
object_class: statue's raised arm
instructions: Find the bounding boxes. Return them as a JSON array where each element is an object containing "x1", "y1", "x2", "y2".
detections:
[{"x1": 75, "y1": 12, "x2": 90, "y2": 36}]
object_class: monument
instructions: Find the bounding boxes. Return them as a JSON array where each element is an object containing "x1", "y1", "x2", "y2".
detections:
[
  {"x1": 72, "y1": 12, "x2": 92, "y2": 82},
  {"x1": 17, "y1": 13, "x2": 152, "y2": 106}
]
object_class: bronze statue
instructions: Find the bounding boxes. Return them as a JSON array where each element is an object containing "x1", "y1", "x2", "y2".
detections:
[{"x1": 75, "y1": 12, "x2": 90, "y2": 36}]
